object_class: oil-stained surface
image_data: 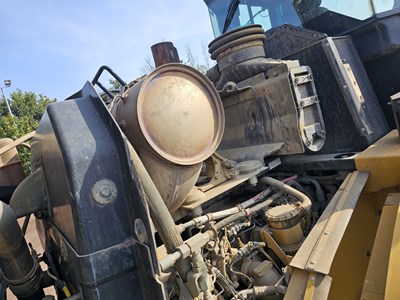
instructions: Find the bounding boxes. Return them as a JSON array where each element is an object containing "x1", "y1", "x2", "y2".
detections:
[{"x1": 220, "y1": 64, "x2": 303, "y2": 154}]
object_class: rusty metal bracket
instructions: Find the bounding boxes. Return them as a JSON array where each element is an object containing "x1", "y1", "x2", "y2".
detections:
[
  {"x1": 260, "y1": 226, "x2": 293, "y2": 267},
  {"x1": 197, "y1": 153, "x2": 239, "y2": 193}
]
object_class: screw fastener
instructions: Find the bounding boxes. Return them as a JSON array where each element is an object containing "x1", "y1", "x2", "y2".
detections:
[{"x1": 92, "y1": 179, "x2": 118, "y2": 205}]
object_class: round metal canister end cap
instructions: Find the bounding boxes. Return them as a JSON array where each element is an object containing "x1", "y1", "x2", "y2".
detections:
[{"x1": 137, "y1": 63, "x2": 225, "y2": 165}]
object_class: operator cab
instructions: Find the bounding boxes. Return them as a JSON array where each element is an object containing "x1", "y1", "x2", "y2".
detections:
[
  {"x1": 205, "y1": 0, "x2": 400, "y2": 38},
  {"x1": 205, "y1": 0, "x2": 301, "y2": 36}
]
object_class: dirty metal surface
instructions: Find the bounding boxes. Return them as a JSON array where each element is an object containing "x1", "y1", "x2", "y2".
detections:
[
  {"x1": 219, "y1": 64, "x2": 304, "y2": 155},
  {"x1": 361, "y1": 193, "x2": 400, "y2": 300},
  {"x1": 284, "y1": 269, "x2": 332, "y2": 300},
  {"x1": 217, "y1": 143, "x2": 284, "y2": 162},
  {"x1": 290, "y1": 171, "x2": 369, "y2": 274}
]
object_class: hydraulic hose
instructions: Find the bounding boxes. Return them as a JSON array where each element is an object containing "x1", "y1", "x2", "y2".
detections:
[
  {"x1": 215, "y1": 190, "x2": 285, "y2": 231},
  {"x1": 258, "y1": 177, "x2": 312, "y2": 213},
  {"x1": 237, "y1": 285, "x2": 287, "y2": 298},
  {"x1": 160, "y1": 190, "x2": 284, "y2": 272},
  {"x1": 281, "y1": 174, "x2": 298, "y2": 183},
  {"x1": 178, "y1": 175, "x2": 306, "y2": 233},
  {"x1": 125, "y1": 140, "x2": 191, "y2": 279},
  {"x1": 177, "y1": 188, "x2": 272, "y2": 233},
  {"x1": 159, "y1": 176, "x2": 314, "y2": 273},
  {"x1": 287, "y1": 180, "x2": 306, "y2": 194},
  {"x1": 0, "y1": 201, "x2": 44, "y2": 300},
  {"x1": 297, "y1": 177, "x2": 326, "y2": 207}
]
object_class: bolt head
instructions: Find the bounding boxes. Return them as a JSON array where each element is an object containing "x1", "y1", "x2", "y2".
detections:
[{"x1": 92, "y1": 179, "x2": 117, "y2": 205}]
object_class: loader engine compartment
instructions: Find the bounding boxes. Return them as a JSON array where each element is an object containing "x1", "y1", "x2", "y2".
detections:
[{"x1": 0, "y1": 25, "x2": 390, "y2": 299}]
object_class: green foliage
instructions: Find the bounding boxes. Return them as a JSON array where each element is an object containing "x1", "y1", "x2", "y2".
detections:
[
  {"x1": 108, "y1": 78, "x2": 123, "y2": 90},
  {"x1": 100, "y1": 78, "x2": 124, "y2": 103},
  {"x1": 0, "y1": 90, "x2": 56, "y2": 174}
]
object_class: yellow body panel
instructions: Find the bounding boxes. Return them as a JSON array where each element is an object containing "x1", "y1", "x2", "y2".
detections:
[
  {"x1": 385, "y1": 194, "x2": 400, "y2": 300},
  {"x1": 355, "y1": 130, "x2": 400, "y2": 193},
  {"x1": 361, "y1": 193, "x2": 400, "y2": 299},
  {"x1": 328, "y1": 131, "x2": 400, "y2": 299}
]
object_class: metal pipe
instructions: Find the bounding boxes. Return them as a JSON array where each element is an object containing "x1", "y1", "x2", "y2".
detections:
[
  {"x1": 91, "y1": 65, "x2": 127, "y2": 87},
  {"x1": 21, "y1": 214, "x2": 31, "y2": 235},
  {"x1": 1, "y1": 87, "x2": 14, "y2": 117},
  {"x1": 237, "y1": 285, "x2": 286, "y2": 298},
  {"x1": 159, "y1": 190, "x2": 284, "y2": 272},
  {"x1": 151, "y1": 42, "x2": 180, "y2": 67},
  {"x1": 160, "y1": 176, "x2": 312, "y2": 273},
  {"x1": 179, "y1": 175, "x2": 305, "y2": 233},
  {"x1": 160, "y1": 176, "x2": 312, "y2": 276},
  {"x1": 258, "y1": 177, "x2": 312, "y2": 213},
  {"x1": 0, "y1": 201, "x2": 44, "y2": 299},
  {"x1": 191, "y1": 251, "x2": 214, "y2": 300}
]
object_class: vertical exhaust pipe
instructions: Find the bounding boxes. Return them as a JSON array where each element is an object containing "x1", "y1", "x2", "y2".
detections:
[
  {"x1": 151, "y1": 42, "x2": 180, "y2": 67},
  {"x1": 0, "y1": 201, "x2": 44, "y2": 299}
]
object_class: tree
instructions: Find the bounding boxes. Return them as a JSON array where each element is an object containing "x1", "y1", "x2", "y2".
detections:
[
  {"x1": 0, "y1": 90, "x2": 56, "y2": 174},
  {"x1": 100, "y1": 78, "x2": 125, "y2": 103},
  {"x1": 140, "y1": 56, "x2": 156, "y2": 75}
]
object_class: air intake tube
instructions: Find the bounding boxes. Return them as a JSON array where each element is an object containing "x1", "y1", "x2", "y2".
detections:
[{"x1": 0, "y1": 201, "x2": 44, "y2": 300}]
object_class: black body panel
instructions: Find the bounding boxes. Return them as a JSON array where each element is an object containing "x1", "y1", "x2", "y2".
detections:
[
  {"x1": 264, "y1": 26, "x2": 389, "y2": 154},
  {"x1": 31, "y1": 82, "x2": 165, "y2": 299},
  {"x1": 304, "y1": 12, "x2": 400, "y2": 127}
]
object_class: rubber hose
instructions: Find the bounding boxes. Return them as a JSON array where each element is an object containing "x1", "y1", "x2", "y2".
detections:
[
  {"x1": 215, "y1": 191, "x2": 284, "y2": 231},
  {"x1": 0, "y1": 201, "x2": 44, "y2": 300},
  {"x1": 297, "y1": 177, "x2": 326, "y2": 205},
  {"x1": 287, "y1": 180, "x2": 306, "y2": 194},
  {"x1": 126, "y1": 141, "x2": 191, "y2": 279}
]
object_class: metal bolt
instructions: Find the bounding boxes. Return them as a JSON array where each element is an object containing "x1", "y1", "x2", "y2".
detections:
[
  {"x1": 100, "y1": 187, "x2": 112, "y2": 198},
  {"x1": 134, "y1": 218, "x2": 148, "y2": 243},
  {"x1": 92, "y1": 179, "x2": 117, "y2": 205}
]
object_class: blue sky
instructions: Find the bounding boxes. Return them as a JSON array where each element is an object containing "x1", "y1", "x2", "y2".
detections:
[{"x1": 0, "y1": 1, "x2": 215, "y2": 100}]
